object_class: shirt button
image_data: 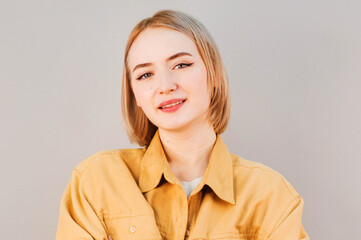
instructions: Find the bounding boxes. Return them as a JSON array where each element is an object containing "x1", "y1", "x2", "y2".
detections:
[
  {"x1": 185, "y1": 228, "x2": 190, "y2": 236},
  {"x1": 129, "y1": 225, "x2": 137, "y2": 233}
]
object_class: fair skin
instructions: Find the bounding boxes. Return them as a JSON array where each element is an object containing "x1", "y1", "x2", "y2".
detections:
[{"x1": 127, "y1": 27, "x2": 216, "y2": 181}]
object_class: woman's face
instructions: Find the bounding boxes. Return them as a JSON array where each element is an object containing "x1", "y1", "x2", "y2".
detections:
[{"x1": 127, "y1": 27, "x2": 210, "y2": 132}]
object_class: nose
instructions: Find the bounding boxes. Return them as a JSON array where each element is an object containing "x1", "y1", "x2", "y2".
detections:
[{"x1": 158, "y1": 70, "x2": 177, "y2": 94}]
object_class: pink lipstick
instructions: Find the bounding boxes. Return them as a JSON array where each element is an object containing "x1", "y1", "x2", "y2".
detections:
[{"x1": 158, "y1": 98, "x2": 186, "y2": 113}]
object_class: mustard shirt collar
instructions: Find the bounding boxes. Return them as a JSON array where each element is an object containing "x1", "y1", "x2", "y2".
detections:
[{"x1": 138, "y1": 130, "x2": 235, "y2": 205}]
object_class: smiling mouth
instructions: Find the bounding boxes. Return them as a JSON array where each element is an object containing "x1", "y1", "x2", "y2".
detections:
[{"x1": 159, "y1": 99, "x2": 186, "y2": 109}]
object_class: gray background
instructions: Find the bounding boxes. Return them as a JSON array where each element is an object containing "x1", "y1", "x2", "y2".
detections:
[{"x1": 1, "y1": 0, "x2": 360, "y2": 239}]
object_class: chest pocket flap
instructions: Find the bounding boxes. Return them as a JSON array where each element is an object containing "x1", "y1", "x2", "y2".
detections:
[{"x1": 104, "y1": 214, "x2": 162, "y2": 240}]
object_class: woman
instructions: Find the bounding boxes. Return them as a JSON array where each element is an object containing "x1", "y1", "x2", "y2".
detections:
[{"x1": 56, "y1": 10, "x2": 309, "y2": 240}]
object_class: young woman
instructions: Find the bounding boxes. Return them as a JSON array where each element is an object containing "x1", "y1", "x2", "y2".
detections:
[{"x1": 56, "y1": 10, "x2": 309, "y2": 240}]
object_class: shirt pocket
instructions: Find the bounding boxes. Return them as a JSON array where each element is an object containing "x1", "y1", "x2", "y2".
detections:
[
  {"x1": 104, "y1": 213, "x2": 163, "y2": 240},
  {"x1": 193, "y1": 235, "x2": 259, "y2": 240},
  {"x1": 193, "y1": 232, "x2": 263, "y2": 240}
]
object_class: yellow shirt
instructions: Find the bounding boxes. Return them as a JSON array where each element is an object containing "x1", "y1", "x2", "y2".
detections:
[{"x1": 56, "y1": 130, "x2": 309, "y2": 240}]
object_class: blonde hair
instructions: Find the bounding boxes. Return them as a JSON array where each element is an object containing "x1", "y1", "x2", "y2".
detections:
[{"x1": 121, "y1": 9, "x2": 230, "y2": 147}]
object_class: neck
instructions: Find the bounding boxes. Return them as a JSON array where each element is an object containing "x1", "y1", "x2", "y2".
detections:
[{"x1": 158, "y1": 122, "x2": 217, "y2": 182}]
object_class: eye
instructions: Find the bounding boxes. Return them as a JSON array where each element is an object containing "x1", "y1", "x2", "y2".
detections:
[
  {"x1": 136, "y1": 72, "x2": 153, "y2": 80},
  {"x1": 174, "y1": 63, "x2": 193, "y2": 70}
]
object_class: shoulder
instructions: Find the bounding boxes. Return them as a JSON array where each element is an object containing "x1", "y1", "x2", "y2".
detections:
[
  {"x1": 73, "y1": 148, "x2": 146, "y2": 183},
  {"x1": 230, "y1": 153, "x2": 300, "y2": 198},
  {"x1": 66, "y1": 148, "x2": 147, "y2": 215},
  {"x1": 229, "y1": 154, "x2": 306, "y2": 238}
]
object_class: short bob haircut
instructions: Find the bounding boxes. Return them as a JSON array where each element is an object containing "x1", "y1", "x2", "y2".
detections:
[{"x1": 121, "y1": 9, "x2": 230, "y2": 147}]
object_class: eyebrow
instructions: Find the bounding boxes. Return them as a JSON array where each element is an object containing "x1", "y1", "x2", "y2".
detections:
[{"x1": 132, "y1": 52, "x2": 193, "y2": 73}]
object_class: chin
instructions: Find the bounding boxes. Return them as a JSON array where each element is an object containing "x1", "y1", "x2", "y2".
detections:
[
  {"x1": 157, "y1": 121, "x2": 191, "y2": 132},
  {"x1": 159, "y1": 124, "x2": 186, "y2": 131}
]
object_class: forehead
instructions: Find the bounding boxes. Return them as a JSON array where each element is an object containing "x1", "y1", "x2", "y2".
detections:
[{"x1": 127, "y1": 27, "x2": 198, "y2": 68}]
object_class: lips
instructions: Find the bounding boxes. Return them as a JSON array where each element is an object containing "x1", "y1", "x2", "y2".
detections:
[{"x1": 158, "y1": 98, "x2": 187, "y2": 109}]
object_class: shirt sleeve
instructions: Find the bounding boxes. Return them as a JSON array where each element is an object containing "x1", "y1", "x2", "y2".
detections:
[
  {"x1": 268, "y1": 196, "x2": 310, "y2": 240},
  {"x1": 56, "y1": 169, "x2": 109, "y2": 240}
]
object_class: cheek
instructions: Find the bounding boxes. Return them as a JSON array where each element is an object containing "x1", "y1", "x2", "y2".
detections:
[
  {"x1": 132, "y1": 85, "x2": 154, "y2": 107},
  {"x1": 131, "y1": 85, "x2": 143, "y2": 106},
  {"x1": 187, "y1": 65, "x2": 208, "y2": 97}
]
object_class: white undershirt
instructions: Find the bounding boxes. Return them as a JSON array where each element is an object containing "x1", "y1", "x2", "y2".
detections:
[{"x1": 180, "y1": 176, "x2": 203, "y2": 198}]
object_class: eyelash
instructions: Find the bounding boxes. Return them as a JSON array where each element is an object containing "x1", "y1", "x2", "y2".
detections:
[{"x1": 136, "y1": 63, "x2": 194, "y2": 80}]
